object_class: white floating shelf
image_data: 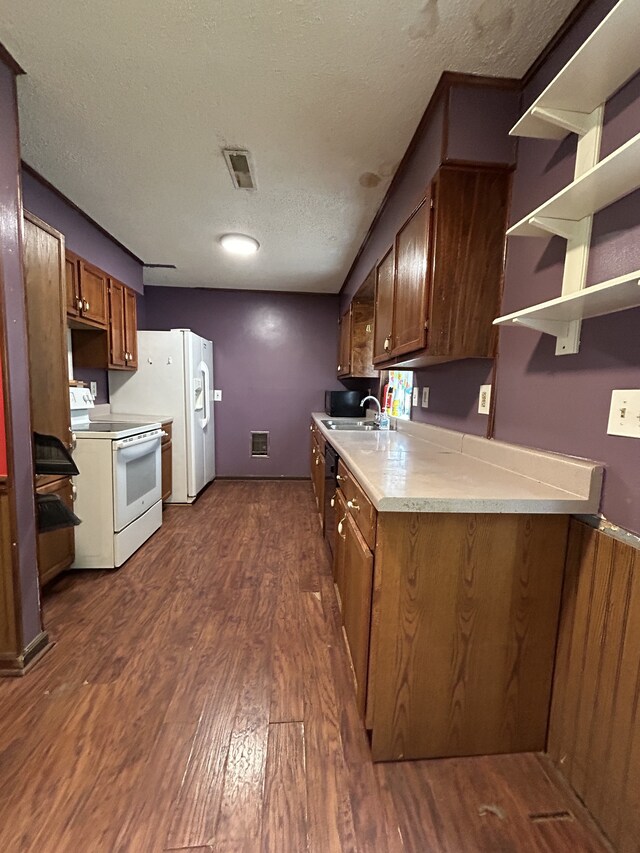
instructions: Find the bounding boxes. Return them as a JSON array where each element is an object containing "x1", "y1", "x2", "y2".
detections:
[
  {"x1": 511, "y1": 0, "x2": 640, "y2": 140},
  {"x1": 494, "y1": 271, "x2": 640, "y2": 337},
  {"x1": 507, "y1": 131, "x2": 640, "y2": 238}
]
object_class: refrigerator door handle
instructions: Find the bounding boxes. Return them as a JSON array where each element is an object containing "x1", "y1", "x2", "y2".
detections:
[{"x1": 201, "y1": 361, "x2": 211, "y2": 429}]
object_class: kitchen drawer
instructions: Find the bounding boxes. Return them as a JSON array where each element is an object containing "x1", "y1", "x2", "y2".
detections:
[{"x1": 337, "y1": 460, "x2": 376, "y2": 551}]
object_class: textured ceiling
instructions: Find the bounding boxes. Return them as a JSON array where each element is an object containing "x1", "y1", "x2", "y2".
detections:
[{"x1": 1, "y1": 0, "x2": 578, "y2": 292}]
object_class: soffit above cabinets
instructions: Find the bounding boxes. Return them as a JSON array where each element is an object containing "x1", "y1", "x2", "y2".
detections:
[{"x1": 1, "y1": 0, "x2": 579, "y2": 292}]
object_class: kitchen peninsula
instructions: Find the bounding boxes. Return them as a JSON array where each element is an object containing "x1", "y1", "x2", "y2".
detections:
[{"x1": 311, "y1": 414, "x2": 602, "y2": 761}]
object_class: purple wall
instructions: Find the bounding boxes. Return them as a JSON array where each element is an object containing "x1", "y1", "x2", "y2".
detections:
[
  {"x1": 496, "y1": 0, "x2": 640, "y2": 535},
  {"x1": 0, "y1": 60, "x2": 41, "y2": 645},
  {"x1": 411, "y1": 359, "x2": 494, "y2": 433},
  {"x1": 21, "y1": 170, "x2": 144, "y2": 293},
  {"x1": 446, "y1": 84, "x2": 519, "y2": 164},
  {"x1": 21, "y1": 168, "x2": 146, "y2": 404},
  {"x1": 143, "y1": 286, "x2": 345, "y2": 477}
]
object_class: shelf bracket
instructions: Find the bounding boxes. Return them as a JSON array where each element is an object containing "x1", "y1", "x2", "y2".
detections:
[
  {"x1": 528, "y1": 216, "x2": 582, "y2": 240},
  {"x1": 511, "y1": 317, "x2": 571, "y2": 337},
  {"x1": 531, "y1": 106, "x2": 593, "y2": 137}
]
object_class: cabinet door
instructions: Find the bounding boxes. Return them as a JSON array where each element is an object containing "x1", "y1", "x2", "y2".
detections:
[
  {"x1": 337, "y1": 307, "x2": 351, "y2": 376},
  {"x1": 108, "y1": 279, "x2": 127, "y2": 368},
  {"x1": 333, "y1": 488, "x2": 348, "y2": 598},
  {"x1": 78, "y1": 260, "x2": 109, "y2": 327},
  {"x1": 36, "y1": 477, "x2": 75, "y2": 584},
  {"x1": 161, "y1": 440, "x2": 172, "y2": 502},
  {"x1": 124, "y1": 287, "x2": 138, "y2": 369},
  {"x1": 373, "y1": 246, "x2": 395, "y2": 363},
  {"x1": 342, "y1": 511, "x2": 374, "y2": 718},
  {"x1": 23, "y1": 213, "x2": 71, "y2": 449},
  {"x1": 65, "y1": 250, "x2": 81, "y2": 317},
  {"x1": 392, "y1": 197, "x2": 432, "y2": 357}
]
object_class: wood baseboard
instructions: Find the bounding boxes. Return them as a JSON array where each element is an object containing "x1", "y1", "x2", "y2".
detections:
[{"x1": 0, "y1": 631, "x2": 51, "y2": 677}]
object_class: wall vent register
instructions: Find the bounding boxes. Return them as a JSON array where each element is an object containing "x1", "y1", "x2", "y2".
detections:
[
  {"x1": 223, "y1": 149, "x2": 256, "y2": 190},
  {"x1": 251, "y1": 431, "x2": 269, "y2": 457}
]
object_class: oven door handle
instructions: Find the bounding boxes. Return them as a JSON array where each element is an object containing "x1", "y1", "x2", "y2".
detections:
[{"x1": 114, "y1": 433, "x2": 162, "y2": 450}]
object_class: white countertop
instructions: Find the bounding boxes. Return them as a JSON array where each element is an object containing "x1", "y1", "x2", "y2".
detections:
[
  {"x1": 90, "y1": 408, "x2": 174, "y2": 426},
  {"x1": 313, "y1": 413, "x2": 603, "y2": 514}
]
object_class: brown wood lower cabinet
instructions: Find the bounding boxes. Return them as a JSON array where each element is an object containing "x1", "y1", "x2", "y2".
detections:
[
  {"x1": 36, "y1": 477, "x2": 75, "y2": 585},
  {"x1": 309, "y1": 422, "x2": 324, "y2": 524},
  {"x1": 332, "y1": 457, "x2": 570, "y2": 762},
  {"x1": 161, "y1": 423, "x2": 172, "y2": 503}
]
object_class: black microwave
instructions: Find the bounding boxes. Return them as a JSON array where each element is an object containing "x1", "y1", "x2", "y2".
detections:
[{"x1": 325, "y1": 390, "x2": 362, "y2": 417}]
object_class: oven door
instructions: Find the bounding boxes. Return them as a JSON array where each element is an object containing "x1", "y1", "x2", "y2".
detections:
[{"x1": 112, "y1": 431, "x2": 162, "y2": 532}]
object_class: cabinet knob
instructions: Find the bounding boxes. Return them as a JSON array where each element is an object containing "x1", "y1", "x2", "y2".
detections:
[
  {"x1": 309, "y1": 425, "x2": 313, "y2": 431},
  {"x1": 76, "y1": 298, "x2": 82, "y2": 310},
  {"x1": 338, "y1": 364, "x2": 341, "y2": 371}
]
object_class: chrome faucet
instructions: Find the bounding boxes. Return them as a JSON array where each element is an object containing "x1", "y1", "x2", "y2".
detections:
[{"x1": 361, "y1": 395, "x2": 381, "y2": 422}]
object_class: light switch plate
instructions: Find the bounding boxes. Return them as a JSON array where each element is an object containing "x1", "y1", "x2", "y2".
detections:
[
  {"x1": 412, "y1": 387, "x2": 418, "y2": 406},
  {"x1": 213, "y1": 389, "x2": 222, "y2": 401},
  {"x1": 421, "y1": 387, "x2": 429, "y2": 408},
  {"x1": 607, "y1": 389, "x2": 640, "y2": 438},
  {"x1": 478, "y1": 384, "x2": 492, "y2": 415},
  {"x1": 90, "y1": 381, "x2": 97, "y2": 399}
]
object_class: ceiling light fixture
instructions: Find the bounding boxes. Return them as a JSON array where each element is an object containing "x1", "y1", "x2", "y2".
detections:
[{"x1": 220, "y1": 233, "x2": 260, "y2": 256}]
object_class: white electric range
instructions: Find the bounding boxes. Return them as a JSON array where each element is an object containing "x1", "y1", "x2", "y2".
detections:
[{"x1": 70, "y1": 387, "x2": 164, "y2": 569}]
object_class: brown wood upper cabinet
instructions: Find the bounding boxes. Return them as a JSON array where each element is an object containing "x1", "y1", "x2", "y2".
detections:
[
  {"x1": 338, "y1": 267, "x2": 378, "y2": 379},
  {"x1": 23, "y1": 212, "x2": 75, "y2": 583},
  {"x1": 108, "y1": 279, "x2": 138, "y2": 370},
  {"x1": 76, "y1": 258, "x2": 109, "y2": 327},
  {"x1": 65, "y1": 249, "x2": 81, "y2": 317},
  {"x1": 373, "y1": 163, "x2": 510, "y2": 369}
]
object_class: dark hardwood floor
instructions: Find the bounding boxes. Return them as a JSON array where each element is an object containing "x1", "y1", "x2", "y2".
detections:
[{"x1": 0, "y1": 481, "x2": 611, "y2": 852}]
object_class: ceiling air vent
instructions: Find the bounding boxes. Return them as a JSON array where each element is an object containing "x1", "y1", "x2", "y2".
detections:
[
  {"x1": 251, "y1": 431, "x2": 269, "y2": 458},
  {"x1": 223, "y1": 148, "x2": 256, "y2": 190}
]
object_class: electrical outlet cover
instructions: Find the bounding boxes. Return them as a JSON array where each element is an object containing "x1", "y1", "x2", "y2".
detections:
[
  {"x1": 421, "y1": 387, "x2": 429, "y2": 408},
  {"x1": 412, "y1": 387, "x2": 418, "y2": 406},
  {"x1": 478, "y1": 384, "x2": 492, "y2": 415},
  {"x1": 213, "y1": 389, "x2": 222, "y2": 401},
  {"x1": 607, "y1": 389, "x2": 640, "y2": 438}
]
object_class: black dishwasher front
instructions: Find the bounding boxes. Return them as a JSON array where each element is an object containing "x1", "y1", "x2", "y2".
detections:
[{"x1": 324, "y1": 443, "x2": 339, "y2": 557}]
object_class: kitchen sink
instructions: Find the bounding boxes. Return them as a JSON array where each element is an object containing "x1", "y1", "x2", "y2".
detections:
[{"x1": 321, "y1": 419, "x2": 379, "y2": 431}]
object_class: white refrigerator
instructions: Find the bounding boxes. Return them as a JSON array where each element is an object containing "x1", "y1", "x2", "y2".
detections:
[{"x1": 108, "y1": 329, "x2": 215, "y2": 503}]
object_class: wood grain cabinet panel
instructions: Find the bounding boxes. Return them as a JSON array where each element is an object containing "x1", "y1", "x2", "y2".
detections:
[
  {"x1": 337, "y1": 267, "x2": 378, "y2": 379},
  {"x1": 337, "y1": 308, "x2": 351, "y2": 377},
  {"x1": 23, "y1": 213, "x2": 71, "y2": 450},
  {"x1": 78, "y1": 260, "x2": 109, "y2": 328},
  {"x1": 373, "y1": 247, "x2": 395, "y2": 363},
  {"x1": 341, "y1": 512, "x2": 374, "y2": 719},
  {"x1": 65, "y1": 250, "x2": 81, "y2": 317},
  {"x1": 161, "y1": 423, "x2": 173, "y2": 503},
  {"x1": 108, "y1": 279, "x2": 127, "y2": 368},
  {"x1": 124, "y1": 287, "x2": 138, "y2": 369},
  {"x1": 373, "y1": 163, "x2": 510, "y2": 369},
  {"x1": 36, "y1": 477, "x2": 75, "y2": 584},
  {"x1": 392, "y1": 196, "x2": 432, "y2": 357},
  {"x1": 370, "y1": 512, "x2": 568, "y2": 761}
]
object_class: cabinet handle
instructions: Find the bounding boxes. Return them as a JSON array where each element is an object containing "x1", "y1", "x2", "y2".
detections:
[
  {"x1": 338, "y1": 364, "x2": 341, "y2": 371},
  {"x1": 347, "y1": 498, "x2": 360, "y2": 512},
  {"x1": 71, "y1": 485, "x2": 78, "y2": 501},
  {"x1": 68, "y1": 428, "x2": 77, "y2": 451},
  {"x1": 309, "y1": 425, "x2": 313, "y2": 431},
  {"x1": 337, "y1": 514, "x2": 347, "y2": 539},
  {"x1": 76, "y1": 298, "x2": 82, "y2": 310},
  {"x1": 315, "y1": 455, "x2": 320, "y2": 466},
  {"x1": 330, "y1": 492, "x2": 336, "y2": 508},
  {"x1": 384, "y1": 336, "x2": 391, "y2": 352},
  {"x1": 336, "y1": 473, "x2": 347, "y2": 482},
  {"x1": 312, "y1": 447, "x2": 316, "y2": 455}
]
